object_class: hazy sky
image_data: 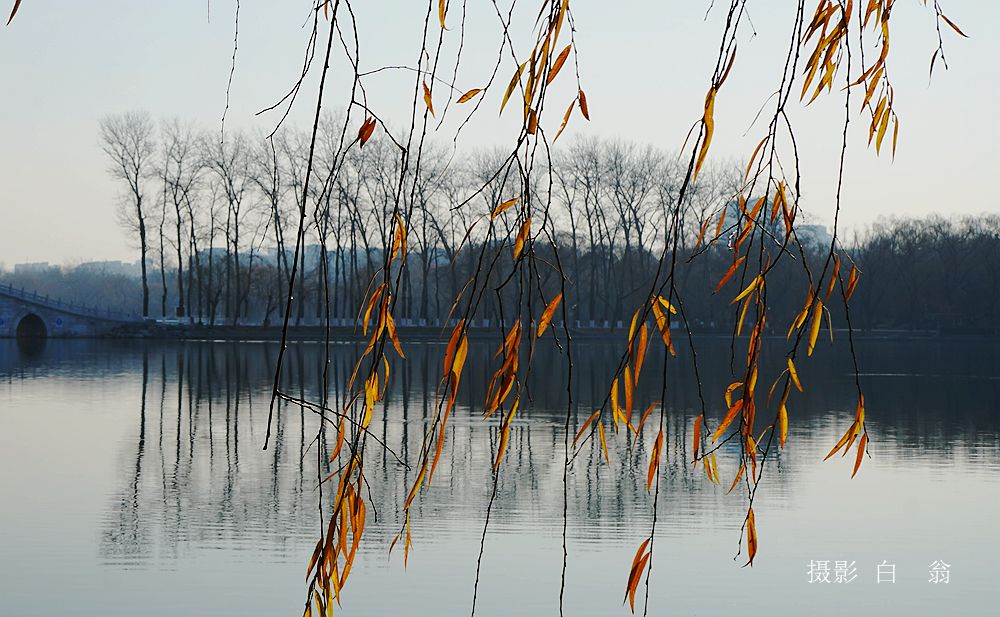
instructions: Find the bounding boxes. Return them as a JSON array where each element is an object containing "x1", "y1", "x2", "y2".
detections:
[{"x1": 1, "y1": 1, "x2": 997, "y2": 265}]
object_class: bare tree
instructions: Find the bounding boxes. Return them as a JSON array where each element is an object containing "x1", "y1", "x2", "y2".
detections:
[{"x1": 100, "y1": 111, "x2": 156, "y2": 317}]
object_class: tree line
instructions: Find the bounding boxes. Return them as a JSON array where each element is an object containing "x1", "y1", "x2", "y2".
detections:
[{"x1": 5, "y1": 111, "x2": 996, "y2": 334}]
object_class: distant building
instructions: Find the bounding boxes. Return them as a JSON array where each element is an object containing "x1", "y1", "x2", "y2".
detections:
[
  {"x1": 13, "y1": 262, "x2": 55, "y2": 275},
  {"x1": 796, "y1": 224, "x2": 833, "y2": 249},
  {"x1": 718, "y1": 198, "x2": 831, "y2": 250},
  {"x1": 76, "y1": 260, "x2": 139, "y2": 277}
]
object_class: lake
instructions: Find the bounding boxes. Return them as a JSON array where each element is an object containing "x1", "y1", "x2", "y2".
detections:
[{"x1": 1, "y1": 337, "x2": 997, "y2": 616}]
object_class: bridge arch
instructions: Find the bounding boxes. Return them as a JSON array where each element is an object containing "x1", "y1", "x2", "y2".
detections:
[{"x1": 15, "y1": 313, "x2": 48, "y2": 339}]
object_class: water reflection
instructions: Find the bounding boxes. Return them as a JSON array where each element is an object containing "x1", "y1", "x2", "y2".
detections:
[{"x1": 1, "y1": 338, "x2": 998, "y2": 616}]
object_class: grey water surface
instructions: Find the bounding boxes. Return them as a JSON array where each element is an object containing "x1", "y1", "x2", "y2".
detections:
[{"x1": 1, "y1": 337, "x2": 997, "y2": 616}]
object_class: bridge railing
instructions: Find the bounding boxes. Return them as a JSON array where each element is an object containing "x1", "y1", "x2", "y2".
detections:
[{"x1": 0, "y1": 282, "x2": 144, "y2": 323}]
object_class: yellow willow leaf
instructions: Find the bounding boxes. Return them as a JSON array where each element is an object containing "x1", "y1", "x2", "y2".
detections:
[
  {"x1": 646, "y1": 430, "x2": 663, "y2": 492},
  {"x1": 692, "y1": 415, "x2": 703, "y2": 460},
  {"x1": 546, "y1": 44, "x2": 572, "y2": 85},
  {"x1": 807, "y1": 300, "x2": 824, "y2": 356},
  {"x1": 526, "y1": 108, "x2": 538, "y2": 135},
  {"x1": 610, "y1": 378, "x2": 622, "y2": 429},
  {"x1": 635, "y1": 324, "x2": 649, "y2": 379},
  {"x1": 513, "y1": 218, "x2": 531, "y2": 259},
  {"x1": 574, "y1": 409, "x2": 601, "y2": 446},
  {"x1": 491, "y1": 195, "x2": 519, "y2": 220},
  {"x1": 422, "y1": 80, "x2": 435, "y2": 117},
  {"x1": 453, "y1": 334, "x2": 468, "y2": 383},
  {"x1": 726, "y1": 463, "x2": 745, "y2": 494},
  {"x1": 778, "y1": 390, "x2": 789, "y2": 448},
  {"x1": 494, "y1": 400, "x2": 519, "y2": 470},
  {"x1": 537, "y1": 292, "x2": 563, "y2": 338},
  {"x1": 693, "y1": 87, "x2": 716, "y2": 182},
  {"x1": 724, "y1": 381, "x2": 742, "y2": 408},
  {"x1": 824, "y1": 421, "x2": 858, "y2": 460},
  {"x1": 636, "y1": 401, "x2": 657, "y2": 435},
  {"x1": 852, "y1": 433, "x2": 868, "y2": 478},
  {"x1": 875, "y1": 106, "x2": 890, "y2": 153},
  {"x1": 361, "y1": 284, "x2": 385, "y2": 336},
  {"x1": 736, "y1": 292, "x2": 752, "y2": 336},
  {"x1": 553, "y1": 98, "x2": 575, "y2": 143},
  {"x1": 597, "y1": 419, "x2": 609, "y2": 463},
  {"x1": 330, "y1": 417, "x2": 346, "y2": 462},
  {"x1": 500, "y1": 62, "x2": 527, "y2": 115},
  {"x1": 391, "y1": 213, "x2": 406, "y2": 262},
  {"x1": 362, "y1": 372, "x2": 377, "y2": 428},
  {"x1": 578, "y1": 88, "x2": 590, "y2": 120},
  {"x1": 358, "y1": 117, "x2": 376, "y2": 147},
  {"x1": 731, "y1": 275, "x2": 760, "y2": 305},
  {"x1": 650, "y1": 301, "x2": 667, "y2": 341},
  {"x1": 656, "y1": 296, "x2": 678, "y2": 315},
  {"x1": 787, "y1": 358, "x2": 803, "y2": 392},
  {"x1": 6, "y1": 0, "x2": 21, "y2": 25},
  {"x1": 845, "y1": 265, "x2": 860, "y2": 301},
  {"x1": 456, "y1": 88, "x2": 482, "y2": 103},
  {"x1": 404, "y1": 511, "x2": 412, "y2": 567},
  {"x1": 442, "y1": 319, "x2": 465, "y2": 379},
  {"x1": 891, "y1": 114, "x2": 900, "y2": 158},
  {"x1": 708, "y1": 452, "x2": 720, "y2": 484},
  {"x1": 693, "y1": 216, "x2": 711, "y2": 251},
  {"x1": 624, "y1": 367, "x2": 634, "y2": 419},
  {"x1": 744, "y1": 135, "x2": 769, "y2": 180},
  {"x1": 403, "y1": 461, "x2": 427, "y2": 510},
  {"x1": 712, "y1": 399, "x2": 743, "y2": 442},
  {"x1": 385, "y1": 313, "x2": 405, "y2": 360},
  {"x1": 438, "y1": 0, "x2": 447, "y2": 29},
  {"x1": 714, "y1": 255, "x2": 746, "y2": 293},
  {"x1": 745, "y1": 508, "x2": 758, "y2": 567}
]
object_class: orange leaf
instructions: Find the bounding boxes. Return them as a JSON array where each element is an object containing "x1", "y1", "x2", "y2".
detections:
[
  {"x1": 726, "y1": 463, "x2": 745, "y2": 494},
  {"x1": 692, "y1": 415, "x2": 703, "y2": 459},
  {"x1": 546, "y1": 44, "x2": 572, "y2": 85},
  {"x1": 500, "y1": 62, "x2": 527, "y2": 114},
  {"x1": 714, "y1": 256, "x2": 746, "y2": 293},
  {"x1": 422, "y1": 80, "x2": 435, "y2": 117},
  {"x1": 491, "y1": 196, "x2": 519, "y2": 220},
  {"x1": 807, "y1": 300, "x2": 824, "y2": 356},
  {"x1": 358, "y1": 117, "x2": 376, "y2": 146},
  {"x1": 526, "y1": 108, "x2": 538, "y2": 134},
  {"x1": 537, "y1": 292, "x2": 563, "y2": 338},
  {"x1": 513, "y1": 218, "x2": 531, "y2": 259},
  {"x1": 940, "y1": 14, "x2": 968, "y2": 37},
  {"x1": 578, "y1": 88, "x2": 590, "y2": 120},
  {"x1": 852, "y1": 433, "x2": 868, "y2": 478},
  {"x1": 646, "y1": 430, "x2": 663, "y2": 492},
  {"x1": 712, "y1": 399, "x2": 743, "y2": 442},
  {"x1": 778, "y1": 390, "x2": 789, "y2": 448},
  {"x1": 456, "y1": 88, "x2": 482, "y2": 103},
  {"x1": 574, "y1": 409, "x2": 601, "y2": 446},
  {"x1": 553, "y1": 98, "x2": 575, "y2": 142},
  {"x1": 787, "y1": 358, "x2": 803, "y2": 392},
  {"x1": 694, "y1": 87, "x2": 716, "y2": 182},
  {"x1": 597, "y1": 420, "x2": 609, "y2": 463},
  {"x1": 636, "y1": 401, "x2": 657, "y2": 434},
  {"x1": 438, "y1": 0, "x2": 447, "y2": 29},
  {"x1": 624, "y1": 539, "x2": 651, "y2": 613},
  {"x1": 745, "y1": 508, "x2": 758, "y2": 566}
]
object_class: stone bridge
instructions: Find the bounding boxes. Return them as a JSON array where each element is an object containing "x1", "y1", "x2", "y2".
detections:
[{"x1": 0, "y1": 283, "x2": 145, "y2": 338}]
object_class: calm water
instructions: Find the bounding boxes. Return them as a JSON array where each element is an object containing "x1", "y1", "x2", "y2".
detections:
[{"x1": 1, "y1": 337, "x2": 998, "y2": 616}]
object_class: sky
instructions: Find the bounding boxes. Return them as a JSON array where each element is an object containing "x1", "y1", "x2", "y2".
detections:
[{"x1": 0, "y1": 0, "x2": 997, "y2": 265}]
